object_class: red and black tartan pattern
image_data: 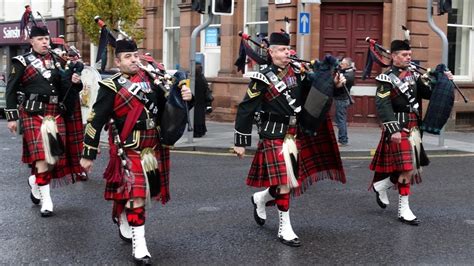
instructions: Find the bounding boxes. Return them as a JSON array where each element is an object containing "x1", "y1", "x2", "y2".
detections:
[
  {"x1": 125, "y1": 206, "x2": 146, "y2": 226},
  {"x1": 246, "y1": 116, "x2": 345, "y2": 196},
  {"x1": 263, "y1": 67, "x2": 296, "y2": 102},
  {"x1": 20, "y1": 104, "x2": 75, "y2": 183},
  {"x1": 20, "y1": 53, "x2": 53, "y2": 84},
  {"x1": 104, "y1": 84, "x2": 171, "y2": 204},
  {"x1": 63, "y1": 98, "x2": 84, "y2": 176},
  {"x1": 246, "y1": 137, "x2": 294, "y2": 188},
  {"x1": 297, "y1": 115, "x2": 346, "y2": 194},
  {"x1": 104, "y1": 143, "x2": 170, "y2": 204},
  {"x1": 370, "y1": 113, "x2": 419, "y2": 174}
]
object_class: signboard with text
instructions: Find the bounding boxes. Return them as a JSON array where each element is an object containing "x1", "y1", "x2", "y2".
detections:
[{"x1": 0, "y1": 19, "x2": 62, "y2": 45}]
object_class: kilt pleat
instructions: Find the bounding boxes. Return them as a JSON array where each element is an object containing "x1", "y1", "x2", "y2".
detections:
[
  {"x1": 20, "y1": 104, "x2": 78, "y2": 186},
  {"x1": 104, "y1": 128, "x2": 170, "y2": 204},
  {"x1": 246, "y1": 115, "x2": 346, "y2": 197},
  {"x1": 296, "y1": 116, "x2": 346, "y2": 195},
  {"x1": 370, "y1": 113, "x2": 423, "y2": 184}
]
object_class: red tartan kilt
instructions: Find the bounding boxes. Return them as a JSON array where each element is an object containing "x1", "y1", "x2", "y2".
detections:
[
  {"x1": 298, "y1": 116, "x2": 346, "y2": 184},
  {"x1": 104, "y1": 132, "x2": 171, "y2": 204},
  {"x1": 20, "y1": 104, "x2": 71, "y2": 178},
  {"x1": 63, "y1": 99, "x2": 84, "y2": 175},
  {"x1": 246, "y1": 138, "x2": 293, "y2": 188},
  {"x1": 246, "y1": 116, "x2": 346, "y2": 192},
  {"x1": 370, "y1": 114, "x2": 419, "y2": 173}
]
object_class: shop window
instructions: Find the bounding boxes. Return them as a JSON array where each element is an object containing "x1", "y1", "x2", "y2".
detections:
[
  {"x1": 164, "y1": 0, "x2": 180, "y2": 70},
  {"x1": 244, "y1": 0, "x2": 268, "y2": 73},
  {"x1": 205, "y1": 16, "x2": 221, "y2": 47},
  {"x1": 447, "y1": 0, "x2": 473, "y2": 81}
]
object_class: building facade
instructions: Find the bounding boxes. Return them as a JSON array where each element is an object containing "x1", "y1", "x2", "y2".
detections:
[{"x1": 62, "y1": 0, "x2": 473, "y2": 130}]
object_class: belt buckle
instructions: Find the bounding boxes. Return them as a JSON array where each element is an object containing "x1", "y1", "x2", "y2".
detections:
[
  {"x1": 146, "y1": 118, "x2": 156, "y2": 129},
  {"x1": 49, "y1": 96, "x2": 58, "y2": 104},
  {"x1": 289, "y1": 115, "x2": 297, "y2": 126}
]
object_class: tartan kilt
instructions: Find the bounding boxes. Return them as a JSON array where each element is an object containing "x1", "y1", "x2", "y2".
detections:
[
  {"x1": 246, "y1": 116, "x2": 346, "y2": 196},
  {"x1": 246, "y1": 137, "x2": 294, "y2": 188},
  {"x1": 370, "y1": 113, "x2": 422, "y2": 183},
  {"x1": 297, "y1": 115, "x2": 346, "y2": 195},
  {"x1": 104, "y1": 128, "x2": 171, "y2": 204},
  {"x1": 20, "y1": 103, "x2": 74, "y2": 183},
  {"x1": 62, "y1": 98, "x2": 84, "y2": 176}
]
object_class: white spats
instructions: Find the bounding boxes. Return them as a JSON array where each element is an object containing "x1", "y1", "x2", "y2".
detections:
[
  {"x1": 119, "y1": 211, "x2": 132, "y2": 241},
  {"x1": 253, "y1": 188, "x2": 273, "y2": 221},
  {"x1": 131, "y1": 225, "x2": 151, "y2": 260},
  {"x1": 278, "y1": 210, "x2": 299, "y2": 242},
  {"x1": 38, "y1": 184, "x2": 53, "y2": 215},
  {"x1": 373, "y1": 177, "x2": 393, "y2": 206},
  {"x1": 28, "y1": 175, "x2": 41, "y2": 203},
  {"x1": 398, "y1": 195, "x2": 417, "y2": 222}
]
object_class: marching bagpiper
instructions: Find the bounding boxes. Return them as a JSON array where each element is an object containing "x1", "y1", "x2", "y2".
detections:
[
  {"x1": 80, "y1": 38, "x2": 192, "y2": 264},
  {"x1": 233, "y1": 32, "x2": 346, "y2": 247},
  {"x1": 4, "y1": 25, "x2": 84, "y2": 217},
  {"x1": 370, "y1": 39, "x2": 454, "y2": 225}
]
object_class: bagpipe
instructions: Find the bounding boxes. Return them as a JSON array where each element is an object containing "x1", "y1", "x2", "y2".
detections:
[
  {"x1": 93, "y1": 16, "x2": 191, "y2": 145},
  {"x1": 234, "y1": 31, "x2": 352, "y2": 134},
  {"x1": 362, "y1": 36, "x2": 469, "y2": 135},
  {"x1": 20, "y1": 6, "x2": 85, "y2": 116}
]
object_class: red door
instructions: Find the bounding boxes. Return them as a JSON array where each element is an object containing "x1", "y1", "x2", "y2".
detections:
[{"x1": 320, "y1": 3, "x2": 383, "y2": 125}]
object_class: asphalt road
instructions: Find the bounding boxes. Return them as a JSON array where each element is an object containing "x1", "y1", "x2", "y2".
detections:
[{"x1": 0, "y1": 127, "x2": 473, "y2": 264}]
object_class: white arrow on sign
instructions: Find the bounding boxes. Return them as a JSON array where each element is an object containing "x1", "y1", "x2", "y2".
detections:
[{"x1": 301, "y1": 14, "x2": 309, "y2": 33}]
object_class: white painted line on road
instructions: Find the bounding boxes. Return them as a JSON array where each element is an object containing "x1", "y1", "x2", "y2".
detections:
[{"x1": 464, "y1": 220, "x2": 474, "y2": 225}]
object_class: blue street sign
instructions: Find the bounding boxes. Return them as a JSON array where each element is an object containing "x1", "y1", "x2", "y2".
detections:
[{"x1": 299, "y1": 12, "x2": 310, "y2": 35}]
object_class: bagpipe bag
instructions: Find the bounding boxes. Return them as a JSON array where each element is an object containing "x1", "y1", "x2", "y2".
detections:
[
  {"x1": 299, "y1": 55, "x2": 337, "y2": 134},
  {"x1": 421, "y1": 64, "x2": 455, "y2": 135},
  {"x1": 160, "y1": 71, "x2": 190, "y2": 145}
]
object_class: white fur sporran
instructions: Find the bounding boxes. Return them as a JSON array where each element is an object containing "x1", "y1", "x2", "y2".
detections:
[
  {"x1": 408, "y1": 127, "x2": 422, "y2": 176},
  {"x1": 140, "y1": 148, "x2": 159, "y2": 207},
  {"x1": 40, "y1": 115, "x2": 60, "y2": 165},
  {"x1": 281, "y1": 134, "x2": 299, "y2": 189}
]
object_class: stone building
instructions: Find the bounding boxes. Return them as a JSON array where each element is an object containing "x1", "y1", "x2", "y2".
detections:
[{"x1": 60, "y1": 0, "x2": 473, "y2": 130}]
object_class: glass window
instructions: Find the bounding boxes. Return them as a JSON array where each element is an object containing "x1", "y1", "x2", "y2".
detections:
[
  {"x1": 164, "y1": 0, "x2": 180, "y2": 70},
  {"x1": 244, "y1": 0, "x2": 269, "y2": 72},
  {"x1": 447, "y1": 0, "x2": 473, "y2": 80},
  {"x1": 205, "y1": 15, "x2": 221, "y2": 47}
]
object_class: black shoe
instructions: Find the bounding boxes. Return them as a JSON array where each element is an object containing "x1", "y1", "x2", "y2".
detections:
[
  {"x1": 134, "y1": 255, "x2": 152, "y2": 265},
  {"x1": 279, "y1": 236, "x2": 301, "y2": 247},
  {"x1": 30, "y1": 193, "x2": 41, "y2": 205},
  {"x1": 40, "y1": 210, "x2": 54, "y2": 217},
  {"x1": 398, "y1": 217, "x2": 420, "y2": 226},
  {"x1": 373, "y1": 185, "x2": 387, "y2": 209},
  {"x1": 251, "y1": 196, "x2": 265, "y2": 226}
]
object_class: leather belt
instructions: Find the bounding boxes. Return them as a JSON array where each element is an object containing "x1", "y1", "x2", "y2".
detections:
[
  {"x1": 27, "y1": 93, "x2": 59, "y2": 104},
  {"x1": 260, "y1": 112, "x2": 297, "y2": 126}
]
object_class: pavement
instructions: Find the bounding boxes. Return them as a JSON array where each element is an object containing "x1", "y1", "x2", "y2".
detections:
[{"x1": 174, "y1": 121, "x2": 474, "y2": 156}]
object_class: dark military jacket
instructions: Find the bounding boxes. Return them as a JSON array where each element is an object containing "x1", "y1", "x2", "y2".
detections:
[
  {"x1": 4, "y1": 51, "x2": 71, "y2": 121},
  {"x1": 82, "y1": 71, "x2": 167, "y2": 160},
  {"x1": 234, "y1": 64, "x2": 311, "y2": 146},
  {"x1": 375, "y1": 65, "x2": 432, "y2": 134}
]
